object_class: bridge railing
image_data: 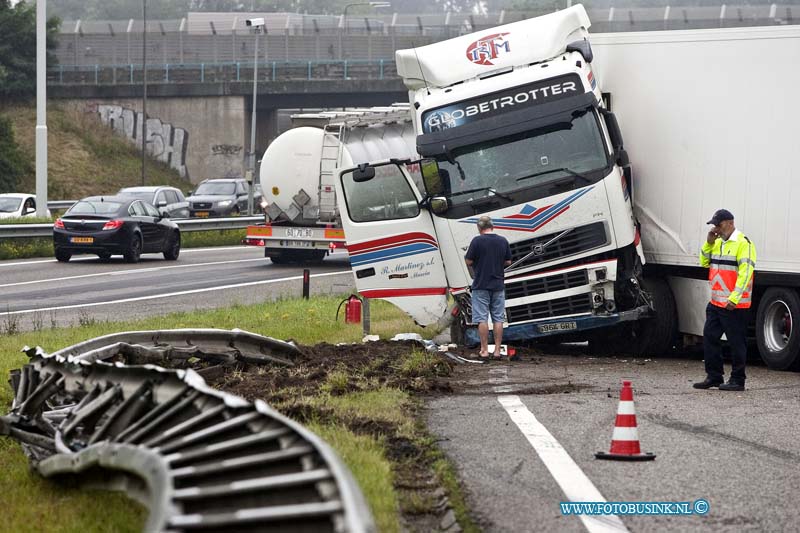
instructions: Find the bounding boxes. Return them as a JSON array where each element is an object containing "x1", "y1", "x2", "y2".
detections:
[
  {"x1": 56, "y1": 5, "x2": 797, "y2": 67},
  {"x1": 47, "y1": 59, "x2": 399, "y2": 85}
]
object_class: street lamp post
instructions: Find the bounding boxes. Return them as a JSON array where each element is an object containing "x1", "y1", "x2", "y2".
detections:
[
  {"x1": 35, "y1": 0, "x2": 47, "y2": 217},
  {"x1": 141, "y1": 0, "x2": 147, "y2": 186},
  {"x1": 246, "y1": 18, "x2": 265, "y2": 216},
  {"x1": 343, "y1": 1, "x2": 391, "y2": 32}
]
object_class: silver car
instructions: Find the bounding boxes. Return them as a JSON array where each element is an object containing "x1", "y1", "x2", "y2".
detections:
[{"x1": 118, "y1": 186, "x2": 190, "y2": 219}]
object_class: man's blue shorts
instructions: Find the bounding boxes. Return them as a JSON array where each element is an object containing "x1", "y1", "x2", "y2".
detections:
[{"x1": 471, "y1": 289, "x2": 506, "y2": 324}]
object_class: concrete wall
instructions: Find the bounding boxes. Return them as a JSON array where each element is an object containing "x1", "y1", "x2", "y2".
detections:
[{"x1": 66, "y1": 96, "x2": 250, "y2": 184}]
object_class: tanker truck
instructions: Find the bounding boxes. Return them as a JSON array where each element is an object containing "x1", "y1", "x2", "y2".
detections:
[{"x1": 243, "y1": 105, "x2": 417, "y2": 264}]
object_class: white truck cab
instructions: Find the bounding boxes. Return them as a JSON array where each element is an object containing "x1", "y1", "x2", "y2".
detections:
[{"x1": 335, "y1": 6, "x2": 658, "y2": 347}]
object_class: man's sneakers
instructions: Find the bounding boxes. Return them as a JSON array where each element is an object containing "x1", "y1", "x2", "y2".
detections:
[
  {"x1": 692, "y1": 378, "x2": 723, "y2": 389},
  {"x1": 693, "y1": 378, "x2": 745, "y2": 391},
  {"x1": 719, "y1": 380, "x2": 745, "y2": 391}
]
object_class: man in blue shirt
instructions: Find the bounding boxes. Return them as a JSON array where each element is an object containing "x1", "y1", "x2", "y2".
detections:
[{"x1": 464, "y1": 216, "x2": 512, "y2": 359}]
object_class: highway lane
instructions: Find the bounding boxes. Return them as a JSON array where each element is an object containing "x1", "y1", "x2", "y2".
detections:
[
  {"x1": 428, "y1": 351, "x2": 800, "y2": 532},
  {"x1": 0, "y1": 247, "x2": 355, "y2": 330}
]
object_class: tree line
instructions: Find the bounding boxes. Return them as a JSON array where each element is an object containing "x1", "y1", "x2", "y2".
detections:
[{"x1": 0, "y1": 0, "x2": 59, "y2": 193}]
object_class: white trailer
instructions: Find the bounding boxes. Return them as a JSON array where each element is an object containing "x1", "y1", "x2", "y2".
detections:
[{"x1": 591, "y1": 25, "x2": 800, "y2": 368}]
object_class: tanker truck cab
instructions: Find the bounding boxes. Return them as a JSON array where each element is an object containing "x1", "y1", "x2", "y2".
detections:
[{"x1": 336, "y1": 5, "x2": 658, "y2": 346}]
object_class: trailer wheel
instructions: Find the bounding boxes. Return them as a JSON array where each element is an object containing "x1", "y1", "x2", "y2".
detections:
[{"x1": 756, "y1": 287, "x2": 800, "y2": 370}]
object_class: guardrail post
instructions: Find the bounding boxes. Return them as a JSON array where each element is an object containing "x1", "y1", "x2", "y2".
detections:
[
  {"x1": 59, "y1": 65, "x2": 64, "y2": 84},
  {"x1": 94, "y1": 64, "x2": 98, "y2": 84},
  {"x1": 362, "y1": 297, "x2": 370, "y2": 335},
  {"x1": 379, "y1": 59, "x2": 384, "y2": 79},
  {"x1": 272, "y1": 61, "x2": 276, "y2": 81},
  {"x1": 343, "y1": 60, "x2": 348, "y2": 79},
  {"x1": 307, "y1": 60, "x2": 312, "y2": 80},
  {"x1": 236, "y1": 62, "x2": 240, "y2": 81},
  {"x1": 130, "y1": 64, "x2": 134, "y2": 83},
  {"x1": 165, "y1": 63, "x2": 170, "y2": 83},
  {"x1": 201, "y1": 63, "x2": 205, "y2": 83}
]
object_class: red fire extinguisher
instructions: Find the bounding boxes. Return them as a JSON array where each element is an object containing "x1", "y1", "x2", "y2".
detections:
[
  {"x1": 337, "y1": 295, "x2": 362, "y2": 324},
  {"x1": 345, "y1": 295, "x2": 362, "y2": 324}
]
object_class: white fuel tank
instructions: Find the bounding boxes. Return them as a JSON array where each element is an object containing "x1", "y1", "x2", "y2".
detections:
[{"x1": 260, "y1": 119, "x2": 417, "y2": 225}]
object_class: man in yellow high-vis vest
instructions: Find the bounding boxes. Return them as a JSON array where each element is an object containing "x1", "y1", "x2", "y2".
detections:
[{"x1": 693, "y1": 209, "x2": 756, "y2": 392}]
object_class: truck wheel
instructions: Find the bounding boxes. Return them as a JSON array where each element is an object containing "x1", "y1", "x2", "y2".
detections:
[
  {"x1": 756, "y1": 287, "x2": 800, "y2": 370},
  {"x1": 450, "y1": 313, "x2": 467, "y2": 346},
  {"x1": 606, "y1": 277, "x2": 677, "y2": 356},
  {"x1": 631, "y1": 277, "x2": 677, "y2": 355}
]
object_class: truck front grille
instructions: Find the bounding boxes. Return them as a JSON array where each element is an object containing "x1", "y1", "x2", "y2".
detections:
[
  {"x1": 508, "y1": 221, "x2": 608, "y2": 269},
  {"x1": 506, "y1": 294, "x2": 592, "y2": 323},
  {"x1": 505, "y1": 269, "x2": 588, "y2": 300}
]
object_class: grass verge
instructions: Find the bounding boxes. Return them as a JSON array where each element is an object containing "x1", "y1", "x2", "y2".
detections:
[{"x1": 0, "y1": 296, "x2": 474, "y2": 532}]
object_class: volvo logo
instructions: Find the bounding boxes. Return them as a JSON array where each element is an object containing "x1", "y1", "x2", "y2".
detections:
[{"x1": 532, "y1": 244, "x2": 545, "y2": 256}]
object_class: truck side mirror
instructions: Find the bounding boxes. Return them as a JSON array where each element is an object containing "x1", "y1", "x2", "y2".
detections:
[
  {"x1": 430, "y1": 197, "x2": 448, "y2": 215},
  {"x1": 601, "y1": 110, "x2": 625, "y2": 156},
  {"x1": 352, "y1": 164, "x2": 376, "y2": 182},
  {"x1": 420, "y1": 158, "x2": 445, "y2": 196},
  {"x1": 616, "y1": 148, "x2": 630, "y2": 168}
]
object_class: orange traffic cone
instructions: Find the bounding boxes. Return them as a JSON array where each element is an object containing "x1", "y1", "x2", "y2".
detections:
[{"x1": 595, "y1": 380, "x2": 656, "y2": 461}]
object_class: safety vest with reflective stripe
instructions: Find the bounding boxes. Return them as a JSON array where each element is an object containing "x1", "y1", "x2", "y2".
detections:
[{"x1": 699, "y1": 229, "x2": 756, "y2": 309}]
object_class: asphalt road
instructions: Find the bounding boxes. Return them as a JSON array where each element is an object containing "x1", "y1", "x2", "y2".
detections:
[
  {"x1": 0, "y1": 246, "x2": 355, "y2": 331},
  {"x1": 427, "y1": 349, "x2": 800, "y2": 532}
]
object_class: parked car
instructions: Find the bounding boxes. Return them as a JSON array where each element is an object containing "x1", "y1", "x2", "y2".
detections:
[
  {"x1": 53, "y1": 196, "x2": 181, "y2": 263},
  {"x1": 186, "y1": 178, "x2": 261, "y2": 217},
  {"x1": 118, "y1": 186, "x2": 190, "y2": 219},
  {"x1": 0, "y1": 193, "x2": 51, "y2": 219}
]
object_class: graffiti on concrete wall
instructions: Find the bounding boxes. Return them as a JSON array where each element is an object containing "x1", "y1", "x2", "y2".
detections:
[
  {"x1": 211, "y1": 144, "x2": 242, "y2": 156},
  {"x1": 97, "y1": 105, "x2": 189, "y2": 178}
]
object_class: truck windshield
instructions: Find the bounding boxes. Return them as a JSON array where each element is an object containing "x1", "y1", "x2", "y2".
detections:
[{"x1": 435, "y1": 109, "x2": 609, "y2": 207}]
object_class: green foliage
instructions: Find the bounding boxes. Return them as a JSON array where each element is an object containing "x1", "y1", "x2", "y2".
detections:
[
  {"x1": 0, "y1": 114, "x2": 28, "y2": 192},
  {"x1": 0, "y1": 1, "x2": 60, "y2": 101}
]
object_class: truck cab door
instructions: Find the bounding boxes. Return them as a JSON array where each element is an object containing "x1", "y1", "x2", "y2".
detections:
[{"x1": 336, "y1": 161, "x2": 449, "y2": 326}]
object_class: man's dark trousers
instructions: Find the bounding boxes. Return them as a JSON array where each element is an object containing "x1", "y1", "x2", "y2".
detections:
[{"x1": 702, "y1": 302, "x2": 748, "y2": 384}]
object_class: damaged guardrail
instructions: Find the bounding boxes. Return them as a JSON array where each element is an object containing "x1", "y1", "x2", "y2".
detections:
[{"x1": 1, "y1": 328, "x2": 375, "y2": 533}]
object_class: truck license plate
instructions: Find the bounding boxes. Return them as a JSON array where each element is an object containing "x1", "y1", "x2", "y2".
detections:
[
  {"x1": 284, "y1": 240, "x2": 313, "y2": 248},
  {"x1": 537, "y1": 321, "x2": 577, "y2": 333},
  {"x1": 285, "y1": 228, "x2": 314, "y2": 238},
  {"x1": 70, "y1": 237, "x2": 94, "y2": 244},
  {"x1": 195, "y1": 211, "x2": 209, "y2": 218}
]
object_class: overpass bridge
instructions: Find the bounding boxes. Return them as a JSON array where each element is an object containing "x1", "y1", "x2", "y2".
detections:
[{"x1": 48, "y1": 5, "x2": 797, "y2": 182}]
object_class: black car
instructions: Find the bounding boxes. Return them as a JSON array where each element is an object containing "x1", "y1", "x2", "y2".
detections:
[
  {"x1": 118, "y1": 185, "x2": 190, "y2": 219},
  {"x1": 53, "y1": 196, "x2": 181, "y2": 263}
]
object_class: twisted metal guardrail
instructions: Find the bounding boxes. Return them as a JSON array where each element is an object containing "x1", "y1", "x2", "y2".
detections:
[
  {"x1": 1, "y1": 329, "x2": 375, "y2": 533},
  {"x1": 0, "y1": 216, "x2": 264, "y2": 239}
]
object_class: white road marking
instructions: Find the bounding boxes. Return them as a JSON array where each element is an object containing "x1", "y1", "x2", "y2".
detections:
[
  {"x1": 0, "y1": 246, "x2": 254, "y2": 268},
  {"x1": 0, "y1": 270, "x2": 352, "y2": 316},
  {"x1": 498, "y1": 395, "x2": 628, "y2": 533},
  {"x1": 0, "y1": 258, "x2": 265, "y2": 288}
]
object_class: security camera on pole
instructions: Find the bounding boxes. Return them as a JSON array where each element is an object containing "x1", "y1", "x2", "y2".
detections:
[{"x1": 245, "y1": 17, "x2": 265, "y2": 216}]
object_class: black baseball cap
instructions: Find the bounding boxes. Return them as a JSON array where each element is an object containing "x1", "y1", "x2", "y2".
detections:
[{"x1": 707, "y1": 209, "x2": 734, "y2": 225}]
